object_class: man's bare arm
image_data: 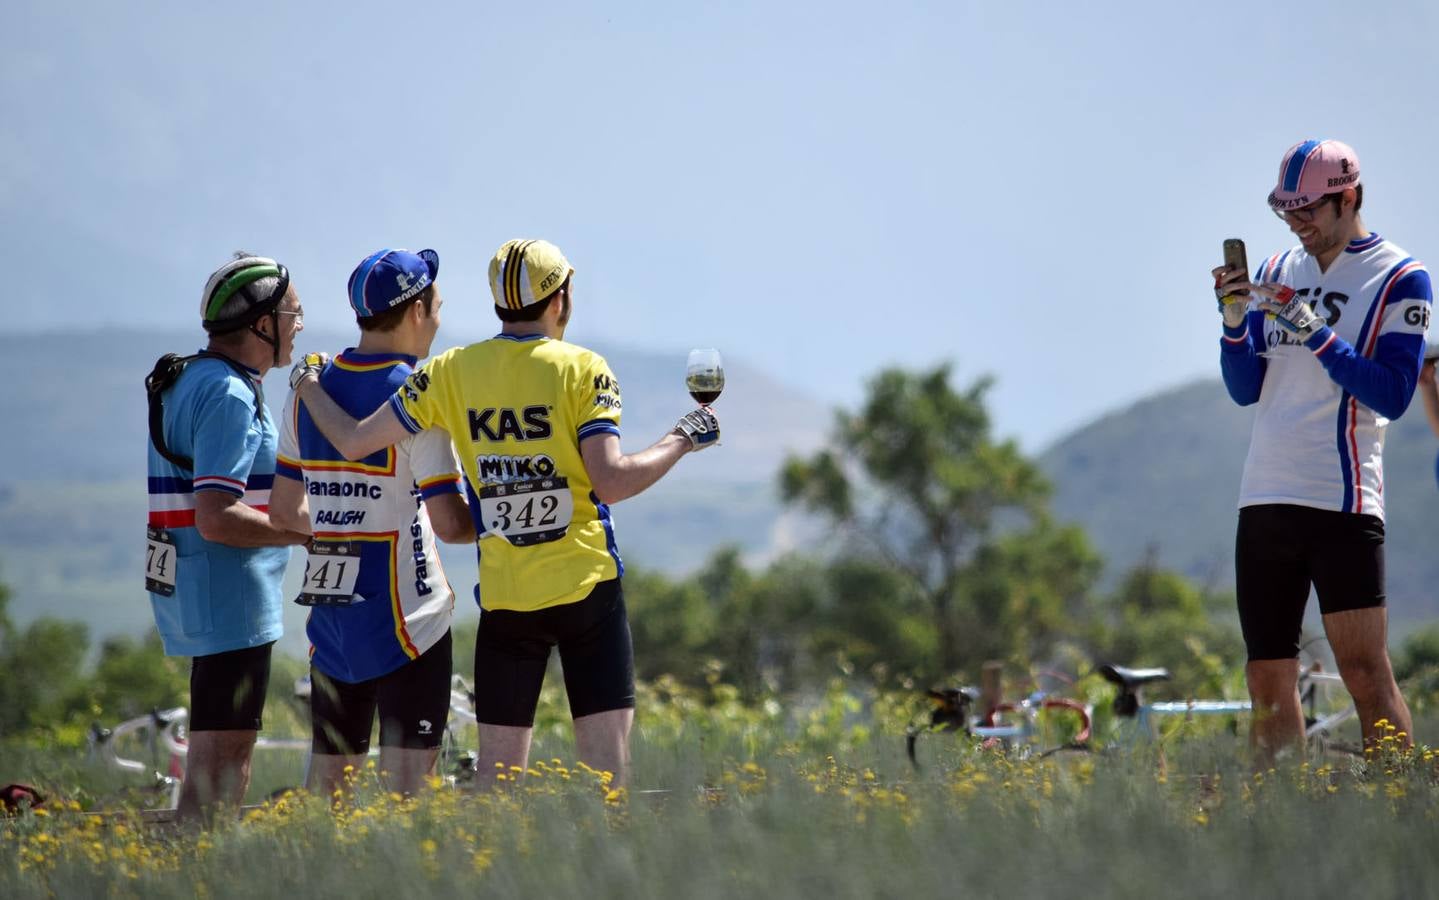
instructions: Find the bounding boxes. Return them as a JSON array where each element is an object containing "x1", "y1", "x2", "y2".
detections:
[
  {"x1": 425, "y1": 493, "x2": 476, "y2": 544},
  {"x1": 294, "y1": 380, "x2": 412, "y2": 461},
  {"x1": 580, "y1": 432, "x2": 692, "y2": 505},
  {"x1": 195, "y1": 491, "x2": 308, "y2": 547},
  {"x1": 268, "y1": 477, "x2": 312, "y2": 536}
]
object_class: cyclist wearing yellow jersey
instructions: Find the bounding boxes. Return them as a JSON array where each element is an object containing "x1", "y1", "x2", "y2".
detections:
[{"x1": 288, "y1": 239, "x2": 719, "y2": 785}]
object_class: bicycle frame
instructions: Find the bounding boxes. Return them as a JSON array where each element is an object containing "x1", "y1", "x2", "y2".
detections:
[
  {"x1": 90, "y1": 677, "x2": 484, "y2": 806},
  {"x1": 1099, "y1": 664, "x2": 1357, "y2": 749}
]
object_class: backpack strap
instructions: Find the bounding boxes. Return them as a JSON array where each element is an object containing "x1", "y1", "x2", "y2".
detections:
[{"x1": 145, "y1": 351, "x2": 262, "y2": 472}]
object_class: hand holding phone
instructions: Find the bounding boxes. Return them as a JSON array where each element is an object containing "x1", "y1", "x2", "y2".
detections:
[{"x1": 1220, "y1": 238, "x2": 1249, "y2": 297}]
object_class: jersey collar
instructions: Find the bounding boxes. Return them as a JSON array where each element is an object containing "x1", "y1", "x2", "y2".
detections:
[
  {"x1": 1345, "y1": 233, "x2": 1383, "y2": 254},
  {"x1": 336, "y1": 348, "x2": 419, "y2": 367},
  {"x1": 493, "y1": 333, "x2": 549, "y2": 343}
]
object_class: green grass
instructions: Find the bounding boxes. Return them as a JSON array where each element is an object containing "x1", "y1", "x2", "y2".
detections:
[{"x1": 3, "y1": 681, "x2": 1438, "y2": 899}]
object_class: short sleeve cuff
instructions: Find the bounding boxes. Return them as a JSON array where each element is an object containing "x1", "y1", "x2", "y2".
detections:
[
  {"x1": 389, "y1": 394, "x2": 423, "y2": 434},
  {"x1": 192, "y1": 475, "x2": 247, "y2": 496},
  {"x1": 275, "y1": 456, "x2": 304, "y2": 481},
  {"x1": 418, "y1": 475, "x2": 461, "y2": 499},
  {"x1": 577, "y1": 419, "x2": 621, "y2": 442}
]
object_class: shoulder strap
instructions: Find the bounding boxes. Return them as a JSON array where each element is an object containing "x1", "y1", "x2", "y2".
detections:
[{"x1": 145, "y1": 351, "x2": 262, "y2": 472}]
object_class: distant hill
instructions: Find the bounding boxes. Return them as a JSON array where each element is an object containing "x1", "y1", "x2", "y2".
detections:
[
  {"x1": 1039, "y1": 379, "x2": 1439, "y2": 626},
  {"x1": 0, "y1": 330, "x2": 827, "y2": 652}
]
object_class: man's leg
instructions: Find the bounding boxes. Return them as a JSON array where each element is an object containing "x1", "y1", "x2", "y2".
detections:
[
  {"x1": 559, "y1": 580, "x2": 636, "y2": 786},
  {"x1": 1234, "y1": 507, "x2": 1310, "y2": 767},
  {"x1": 179, "y1": 643, "x2": 273, "y2": 825},
  {"x1": 1245, "y1": 659, "x2": 1305, "y2": 764},
  {"x1": 307, "y1": 665, "x2": 377, "y2": 802},
  {"x1": 573, "y1": 708, "x2": 633, "y2": 786},
  {"x1": 307, "y1": 753, "x2": 367, "y2": 799},
  {"x1": 177, "y1": 730, "x2": 257, "y2": 824},
  {"x1": 1312, "y1": 511, "x2": 1412, "y2": 749},
  {"x1": 374, "y1": 631, "x2": 451, "y2": 795},
  {"x1": 1324, "y1": 607, "x2": 1413, "y2": 748},
  {"x1": 473, "y1": 614, "x2": 550, "y2": 790},
  {"x1": 476, "y1": 725, "x2": 534, "y2": 784}
]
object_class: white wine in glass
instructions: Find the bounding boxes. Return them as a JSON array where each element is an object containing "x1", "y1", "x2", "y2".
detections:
[{"x1": 685, "y1": 348, "x2": 724, "y2": 404}]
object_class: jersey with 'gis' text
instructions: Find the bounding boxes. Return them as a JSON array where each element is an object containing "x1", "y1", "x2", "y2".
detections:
[{"x1": 1220, "y1": 233, "x2": 1431, "y2": 520}]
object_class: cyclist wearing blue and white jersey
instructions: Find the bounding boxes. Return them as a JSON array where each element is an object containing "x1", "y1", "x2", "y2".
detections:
[
  {"x1": 144, "y1": 252, "x2": 310, "y2": 823},
  {"x1": 269, "y1": 248, "x2": 473, "y2": 797},
  {"x1": 1213, "y1": 140, "x2": 1428, "y2": 760}
]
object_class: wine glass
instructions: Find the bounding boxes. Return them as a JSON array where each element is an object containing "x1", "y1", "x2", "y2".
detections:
[{"x1": 685, "y1": 349, "x2": 724, "y2": 405}]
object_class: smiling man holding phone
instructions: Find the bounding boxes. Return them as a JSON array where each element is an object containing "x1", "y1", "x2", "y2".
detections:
[{"x1": 1212, "y1": 139, "x2": 1431, "y2": 761}]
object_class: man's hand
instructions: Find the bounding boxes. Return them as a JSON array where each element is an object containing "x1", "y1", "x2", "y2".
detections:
[
  {"x1": 1211, "y1": 265, "x2": 1250, "y2": 329},
  {"x1": 1253, "y1": 283, "x2": 1323, "y2": 340},
  {"x1": 674, "y1": 407, "x2": 720, "y2": 451},
  {"x1": 289, "y1": 352, "x2": 329, "y2": 391}
]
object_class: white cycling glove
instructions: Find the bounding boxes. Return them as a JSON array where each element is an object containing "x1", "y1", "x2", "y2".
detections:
[
  {"x1": 674, "y1": 407, "x2": 720, "y2": 451},
  {"x1": 289, "y1": 352, "x2": 330, "y2": 390}
]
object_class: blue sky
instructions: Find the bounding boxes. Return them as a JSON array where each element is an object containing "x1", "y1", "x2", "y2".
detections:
[{"x1": 6, "y1": 0, "x2": 1437, "y2": 451}]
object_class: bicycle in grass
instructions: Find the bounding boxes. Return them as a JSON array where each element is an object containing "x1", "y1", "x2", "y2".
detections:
[
  {"x1": 906, "y1": 655, "x2": 1360, "y2": 767},
  {"x1": 86, "y1": 674, "x2": 484, "y2": 816}
]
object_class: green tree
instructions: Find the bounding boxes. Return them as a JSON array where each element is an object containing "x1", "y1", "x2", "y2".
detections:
[
  {"x1": 1089, "y1": 548, "x2": 1243, "y2": 696},
  {"x1": 85, "y1": 633, "x2": 188, "y2": 720},
  {"x1": 780, "y1": 365, "x2": 1055, "y2": 674}
]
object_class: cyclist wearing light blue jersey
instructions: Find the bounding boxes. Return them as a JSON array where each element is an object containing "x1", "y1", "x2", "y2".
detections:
[{"x1": 144, "y1": 252, "x2": 310, "y2": 823}]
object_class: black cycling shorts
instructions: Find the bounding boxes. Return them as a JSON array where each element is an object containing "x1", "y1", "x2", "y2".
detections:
[
  {"x1": 190, "y1": 642, "x2": 274, "y2": 731},
  {"x1": 310, "y1": 631, "x2": 453, "y2": 755},
  {"x1": 473, "y1": 579, "x2": 635, "y2": 727},
  {"x1": 1235, "y1": 504, "x2": 1386, "y2": 661}
]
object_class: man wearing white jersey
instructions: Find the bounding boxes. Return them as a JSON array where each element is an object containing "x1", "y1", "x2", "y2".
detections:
[
  {"x1": 270, "y1": 248, "x2": 474, "y2": 797},
  {"x1": 1213, "y1": 139, "x2": 1430, "y2": 760}
]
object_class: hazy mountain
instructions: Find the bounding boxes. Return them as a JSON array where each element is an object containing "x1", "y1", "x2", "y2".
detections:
[{"x1": 1039, "y1": 379, "x2": 1439, "y2": 627}]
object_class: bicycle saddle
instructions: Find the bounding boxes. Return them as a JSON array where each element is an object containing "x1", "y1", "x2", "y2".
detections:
[{"x1": 1097, "y1": 664, "x2": 1172, "y2": 689}]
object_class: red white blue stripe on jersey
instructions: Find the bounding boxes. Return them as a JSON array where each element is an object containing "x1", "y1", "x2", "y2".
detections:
[{"x1": 148, "y1": 474, "x2": 275, "y2": 528}]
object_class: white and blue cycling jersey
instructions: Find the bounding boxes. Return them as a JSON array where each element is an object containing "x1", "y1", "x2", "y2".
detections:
[
  {"x1": 276, "y1": 350, "x2": 462, "y2": 683},
  {"x1": 1221, "y1": 233, "x2": 1432, "y2": 520}
]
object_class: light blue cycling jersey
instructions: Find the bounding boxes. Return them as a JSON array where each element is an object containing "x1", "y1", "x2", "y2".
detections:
[{"x1": 145, "y1": 355, "x2": 288, "y2": 656}]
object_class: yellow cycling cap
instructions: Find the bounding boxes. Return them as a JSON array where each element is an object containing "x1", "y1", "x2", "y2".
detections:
[{"x1": 488, "y1": 239, "x2": 574, "y2": 310}]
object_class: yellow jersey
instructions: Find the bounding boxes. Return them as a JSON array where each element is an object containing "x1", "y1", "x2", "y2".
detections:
[{"x1": 388, "y1": 334, "x2": 623, "y2": 612}]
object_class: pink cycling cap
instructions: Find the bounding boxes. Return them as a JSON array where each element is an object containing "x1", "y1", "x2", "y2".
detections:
[{"x1": 1268, "y1": 139, "x2": 1360, "y2": 211}]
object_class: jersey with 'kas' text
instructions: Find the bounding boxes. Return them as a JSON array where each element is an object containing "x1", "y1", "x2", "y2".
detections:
[{"x1": 389, "y1": 334, "x2": 623, "y2": 613}]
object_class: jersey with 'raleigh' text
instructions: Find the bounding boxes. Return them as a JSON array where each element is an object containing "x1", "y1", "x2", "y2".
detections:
[
  {"x1": 389, "y1": 334, "x2": 623, "y2": 613},
  {"x1": 1220, "y1": 233, "x2": 1432, "y2": 520},
  {"x1": 276, "y1": 350, "x2": 461, "y2": 683}
]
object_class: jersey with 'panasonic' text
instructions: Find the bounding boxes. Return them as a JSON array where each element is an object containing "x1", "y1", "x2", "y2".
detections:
[
  {"x1": 276, "y1": 350, "x2": 461, "y2": 683},
  {"x1": 1220, "y1": 233, "x2": 1432, "y2": 520},
  {"x1": 389, "y1": 334, "x2": 623, "y2": 613}
]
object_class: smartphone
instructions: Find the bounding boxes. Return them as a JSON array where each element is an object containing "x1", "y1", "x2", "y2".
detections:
[{"x1": 1222, "y1": 238, "x2": 1249, "y2": 296}]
